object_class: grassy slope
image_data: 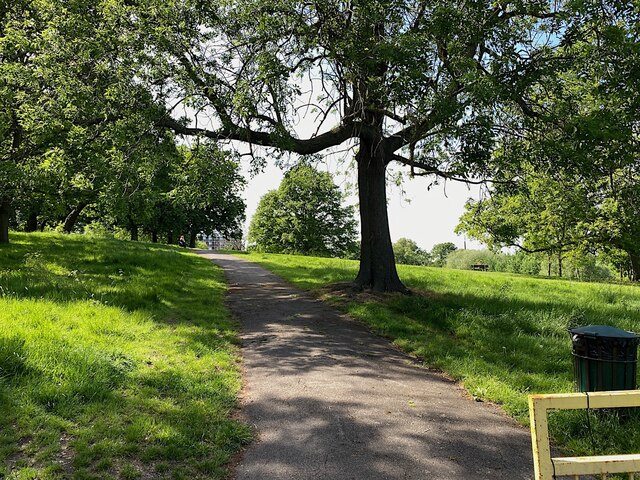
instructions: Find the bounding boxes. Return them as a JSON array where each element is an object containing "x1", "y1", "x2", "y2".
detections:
[
  {"x1": 0, "y1": 233, "x2": 250, "y2": 480},
  {"x1": 245, "y1": 252, "x2": 640, "y2": 456}
]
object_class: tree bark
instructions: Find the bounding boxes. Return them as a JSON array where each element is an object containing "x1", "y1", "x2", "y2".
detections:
[
  {"x1": 630, "y1": 254, "x2": 640, "y2": 282},
  {"x1": 25, "y1": 211, "x2": 38, "y2": 232},
  {"x1": 354, "y1": 137, "x2": 407, "y2": 293},
  {"x1": 0, "y1": 198, "x2": 10, "y2": 244},
  {"x1": 167, "y1": 231, "x2": 174, "y2": 244},
  {"x1": 558, "y1": 252, "x2": 563, "y2": 278},
  {"x1": 63, "y1": 201, "x2": 88, "y2": 233},
  {"x1": 130, "y1": 224, "x2": 138, "y2": 241},
  {"x1": 152, "y1": 231, "x2": 158, "y2": 243},
  {"x1": 189, "y1": 226, "x2": 197, "y2": 248}
]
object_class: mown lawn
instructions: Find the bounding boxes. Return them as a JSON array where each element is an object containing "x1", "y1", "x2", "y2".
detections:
[
  {"x1": 244, "y1": 252, "x2": 640, "y2": 457},
  {"x1": 0, "y1": 233, "x2": 250, "y2": 480}
]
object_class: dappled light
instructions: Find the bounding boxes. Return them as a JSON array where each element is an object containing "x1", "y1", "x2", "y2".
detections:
[
  {"x1": 246, "y1": 252, "x2": 640, "y2": 459},
  {"x1": 0, "y1": 233, "x2": 249, "y2": 479},
  {"x1": 206, "y1": 252, "x2": 533, "y2": 479}
]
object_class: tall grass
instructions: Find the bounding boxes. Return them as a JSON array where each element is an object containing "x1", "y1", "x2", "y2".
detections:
[
  {"x1": 245, "y1": 252, "x2": 640, "y2": 457},
  {"x1": 0, "y1": 233, "x2": 250, "y2": 480}
]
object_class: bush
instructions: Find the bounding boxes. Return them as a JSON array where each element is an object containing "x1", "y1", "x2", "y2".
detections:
[
  {"x1": 83, "y1": 222, "x2": 114, "y2": 238},
  {"x1": 446, "y1": 249, "x2": 544, "y2": 275},
  {"x1": 493, "y1": 251, "x2": 542, "y2": 275},
  {"x1": 394, "y1": 238, "x2": 431, "y2": 265},
  {"x1": 445, "y1": 248, "x2": 613, "y2": 281}
]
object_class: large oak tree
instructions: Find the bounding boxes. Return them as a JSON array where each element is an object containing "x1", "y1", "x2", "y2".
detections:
[{"x1": 140, "y1": 0, "x2": 571, "y2": 291}]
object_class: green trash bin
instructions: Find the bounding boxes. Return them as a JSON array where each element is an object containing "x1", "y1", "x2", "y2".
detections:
[{"x1": 569, "y1": 325, "x2": 639, "y2": 392}]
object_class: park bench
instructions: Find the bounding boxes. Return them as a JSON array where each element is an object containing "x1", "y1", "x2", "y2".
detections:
[{"x1": 471, "y1": 264, "x2": 489, "y2": 271}]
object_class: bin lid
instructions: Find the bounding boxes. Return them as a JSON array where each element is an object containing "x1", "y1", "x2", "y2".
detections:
[{"x1": 569, "y1": 325, "x2": 638, "y2": 339}]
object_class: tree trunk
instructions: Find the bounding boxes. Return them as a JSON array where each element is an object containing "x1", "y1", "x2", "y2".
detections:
[
  {"x1": 63, "y1": 201, "x2": 88, "y2": 233},
  {"x1": 25, "y1": 211, "x2": 38, "y2": 232},
  {"x1": 152, "y1": 231, "x2": 158, "y2": 243},
  {"x1": 558, "y1": 252, "x2": 563, "y2": 278},
  {"x1": 0, "y1": 198, "x2": 10, "y2": 244},
  {"x1": 630, "y1": 254, "x2": 640, "y2": 282},
  {"x1": 354, "y1": 138, "x2": 407, "y2": 293},
  {"x1": 167, "y1": 231, "x2": 174, "y2": 244},
  {"x1": 189, "y1": 227, "x2": 197, "y2": 248},
  {"x1": 130, "y1": 224, "x2": 138, "y2": 241}
]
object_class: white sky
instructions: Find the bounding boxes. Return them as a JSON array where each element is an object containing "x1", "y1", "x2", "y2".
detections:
[
  {"x1": 231, "y1": 64, "x2": 492, "y2": 252},
  {"x1": 180, "y1": 71, "x2": 487, "y2": 252},
  {"x1": 240, "y1": 159, "x2": 485, "y2": 252}
]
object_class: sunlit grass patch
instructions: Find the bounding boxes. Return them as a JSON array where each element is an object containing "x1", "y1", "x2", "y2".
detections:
[
  {"x1": 0, "y1": 233, "x2": 250, "y2": 479},
  {"x1": 245, "y1": 252, "x2": 640, "y2": 458}
]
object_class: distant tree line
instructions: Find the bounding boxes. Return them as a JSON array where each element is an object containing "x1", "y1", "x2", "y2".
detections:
[
  {"x1": 7, "y1": 135, "x2": 245, "y2": 247},
  {"x1": 392, "y1": 240, "x2": 458, "y2": 267},
  {"x1": 394, "y1": 240, "x2": 627, "y2": 283},
  {"x1": 444, "y1": 250, "x2": 623, "y2": 282}
]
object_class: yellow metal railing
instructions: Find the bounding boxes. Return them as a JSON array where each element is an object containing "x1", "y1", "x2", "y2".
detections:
[{"x1": 529, "y1": 390, "x2": 640, "y2": 480}]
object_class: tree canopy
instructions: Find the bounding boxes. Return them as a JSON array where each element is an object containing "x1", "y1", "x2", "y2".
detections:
[
  {"x1": 431, "y1": 242, "x2": 458, "y2": 267},
  {"x1": 393, "y1": 238, "x2": 431, "y2": 266},
  {"x1": 1, "y1": 0, "x2": 161, "y2": 241},
  {"x1": 0, "y1": 1, "x2": 246, "y2": 245},
  {"x1": 2, "y1": 0, "x2": 638, "y2": 290},
  {"x1": 135, "y1": 0, "x2": 587, "y2": 291},
  {"x1": 456, "y1": 2, "x2": 640, "y2": 281},
  {"x1": 248, "y1": 164, "x2": 357, "y2": 257}
]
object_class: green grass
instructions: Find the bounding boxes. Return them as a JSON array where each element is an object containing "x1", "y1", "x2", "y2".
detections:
[
  {"x1": 0, "y1": 233, "x2": 250, "y2": 479},
  {"x1": 245, "y1": 252, "x2": 640, "y2": 458}
]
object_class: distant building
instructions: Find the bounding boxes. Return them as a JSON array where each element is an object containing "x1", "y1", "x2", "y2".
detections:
[{"x1": 198, "y1": 231, "x2": 244, "y2": 250}]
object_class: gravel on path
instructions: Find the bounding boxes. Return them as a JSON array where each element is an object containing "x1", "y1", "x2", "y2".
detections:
[{"x1": 199, "y1": 252, "x2": 534, "y2": 480}]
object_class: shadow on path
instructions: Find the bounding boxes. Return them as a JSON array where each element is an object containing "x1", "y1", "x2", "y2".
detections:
[{"x1": 198, "y1": 252, "x2": 534, "y2": 480}]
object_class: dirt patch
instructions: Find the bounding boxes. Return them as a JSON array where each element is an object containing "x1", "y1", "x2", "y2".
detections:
[
  {"x1": 56, "y1": 432, "x2": 74, "y2": 476},
  {"x1": 5, "y1": 435, "x2": 33, "y2": 473},
  {"x1": 317, "y1": 281, "x2": 451, "y2": 304},
  {"x1": 317, "y1": 282, "x2": 405, "y2": 303}
]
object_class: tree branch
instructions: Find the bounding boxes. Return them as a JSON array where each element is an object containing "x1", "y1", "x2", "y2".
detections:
[
  {"x1": 390, "y1": 153, "x2": 490, "y2": 184},
  {"x1": 157, "y1": 115, "x2": 357, "y2": 155}
]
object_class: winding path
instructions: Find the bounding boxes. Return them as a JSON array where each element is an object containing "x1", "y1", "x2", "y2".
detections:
[{"x1": 199, "y1": 252, "x2": 534, "y2": 480}]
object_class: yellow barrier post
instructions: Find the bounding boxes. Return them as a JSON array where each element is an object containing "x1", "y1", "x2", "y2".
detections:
[{"x1": 529, "y1": 391, "x2": 640, "y2": 479}]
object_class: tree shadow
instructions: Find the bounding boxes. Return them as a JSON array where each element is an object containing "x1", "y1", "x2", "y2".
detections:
[
  {"x1": 210, "y1": 254, "x2": 534, "y2": 479},
  {"x1": 238, "y1": 393, "x2": 533, "y2": 480},
  {"x1": 0, "y1": 235, "x2": 249, "y2": 478},
  {"x1": 216, "y1": 253, "x2": 640, "y2": 464}
]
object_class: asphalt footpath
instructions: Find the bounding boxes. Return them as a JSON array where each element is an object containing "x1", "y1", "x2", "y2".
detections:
[{"x1": 198, "y1": 252, "x2": 534, "y2": 480}]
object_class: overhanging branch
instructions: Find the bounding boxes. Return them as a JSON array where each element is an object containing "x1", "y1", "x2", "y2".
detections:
[
  {"x1": 390, "y1": 153, "x2": 491, "y2": 185},
  {"x1": 391, "y1": 152, "x2": 518, "y2": 186},
  {"x1": 157, "y1": 115, "x2": 357, "y2": 155}
]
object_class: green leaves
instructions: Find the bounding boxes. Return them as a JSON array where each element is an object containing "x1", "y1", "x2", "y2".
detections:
[
  {"x1": 393, "y1": 238, "x2": 431, "y2": 266},
  {"x1": 248, "y1": 164, "x2": 357, "y2": 257},
  {"x1": 169, "y1": 141, "x2": 246, "y2": 239}
]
